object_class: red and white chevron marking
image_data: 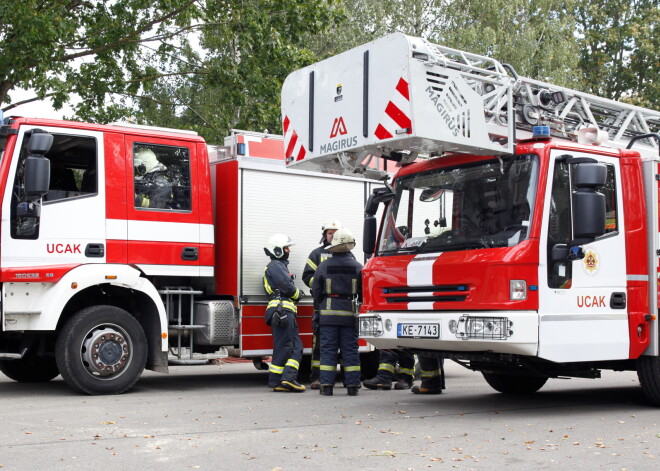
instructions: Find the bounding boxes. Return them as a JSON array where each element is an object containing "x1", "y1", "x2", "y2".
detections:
[
  {"x1": 282, "y1": 115, "x2": 307, "y2": 164},
  {"x1": 374, "y1": 77, "x2": 412, "y2": 140}
]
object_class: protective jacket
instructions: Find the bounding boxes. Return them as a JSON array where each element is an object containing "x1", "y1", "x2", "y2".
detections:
[
  {"x1": 312, "y1": 252, "x2": 362, "y2": 326},
  {"x1": 263, "y1": 257, "x2": 303, "y2": 388},
  {"x1": 263, "y1": 258, "x2": 302, "y2": 325},
  {"x1": 302, "y1": 244, "x2": 332, "y2": 289}
]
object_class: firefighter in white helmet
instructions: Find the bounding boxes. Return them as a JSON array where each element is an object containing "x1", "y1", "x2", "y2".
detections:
[
  {"x1": 263, "y1": 233, "x2": 305, "y2": 392},
  {"x1": 134, "y1": 147, "x2": 172, "y2": 209},
  {"x1": 302, "y1": 218, "x2": 342, "y2": 389},
  {"x1": 311, "y1": 227, "x2": 363, "y2": 396}
]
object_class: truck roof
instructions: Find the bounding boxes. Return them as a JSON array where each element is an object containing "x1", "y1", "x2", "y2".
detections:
[{"x1": 5, "y1": 117, "x2": 207, "y2": 143}]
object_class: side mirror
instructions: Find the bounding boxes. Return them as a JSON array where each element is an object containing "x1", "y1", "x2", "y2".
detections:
[
  {"x1": 365, "y1": 186, "x2": 394, "y2": 216},
  {"x1": 363, "y1": 216, "x2": 377, "y2": 255},
  {"x1": 24, "y1": 156, "x2": 51, "y2": 198},
  {"x1": 572, "y1": 162, "x2": 606, "y2": 241},
  {"x1": 552, "y1": 244, "x2": 585, "y2": 262},
  {"x1": 27, "y1": 132, "x2": 54, "y2": 155},
  {"x1": 24, "y1": 131, "x2": 53, "y2": 199}
]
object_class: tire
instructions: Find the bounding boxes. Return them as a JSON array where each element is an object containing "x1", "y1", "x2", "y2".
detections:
[
  {"x1": 0, "y1": 355, "x2": 59, "y2": 383},
  {"x1": 482, "y1": 371, "x2": 548, "y2": 395},
  {"x1": 360, "y1": 350, "x2": 380, "y2": 380},
  {"x1": 56, "y1": 305, "x2": 147, "y2": 395},
  {"x1": 637, "y1": 356, "x2": 660, "y2": 406}
]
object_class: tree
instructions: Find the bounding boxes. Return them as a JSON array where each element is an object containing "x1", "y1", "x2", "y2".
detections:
[
  {"x1": 0, "y1": 0, "x2": 201, "y2": 121},
  {"x1": 438, "y1": 0, "x2": 580, "y2": 86},
  {"x1": 575, "y1": 0, "x2": 659, "y2": 108},
  {"x1": 131, "y1": 0, "x2": 341, "y2": 143}
]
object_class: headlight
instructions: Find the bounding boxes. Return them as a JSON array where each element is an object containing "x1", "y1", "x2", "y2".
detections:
[
  {"x1": 359, "y1": 316, "x2": 384, "y2": 337},
  {"x1": 455, "y1": 315, "x2": 512, "y2": 340},
  {"x1": 510, "y1": 280, "x2": 527, "y2": 300}
]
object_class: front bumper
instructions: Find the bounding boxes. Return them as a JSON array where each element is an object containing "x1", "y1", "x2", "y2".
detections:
[{"x1": 358, "y1": 310, "x2": 539, "y2": 356}]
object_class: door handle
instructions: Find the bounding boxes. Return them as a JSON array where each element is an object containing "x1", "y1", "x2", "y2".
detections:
[
  {"x1": 182, "y1": 247, "x2": 198, "y2": 261},
  {"x1": 85, "y1": 243, "x2": 105, "y2": 258},
  {"x1": 610, "y1": 292, "x2": 626, "y2": 309}
]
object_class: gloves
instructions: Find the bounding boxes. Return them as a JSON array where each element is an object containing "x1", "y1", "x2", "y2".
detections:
[{"x1": 271, "y1": 309, "x2": 289, "y2": 327}]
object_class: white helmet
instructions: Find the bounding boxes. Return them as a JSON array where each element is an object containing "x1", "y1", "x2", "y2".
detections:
[
  {"x1": 320, "y1": 218, "x2": 342, "y2": 244},
  {"x1": 322, "y1": 218, "x2": 342, "y2": 232},
  {"x1": 328, "y1": 227, "x2": 356, "y2": 253},
  {"x1": 134, "y1": 148, "x2": 162, "y2": 176},
  {"x1": 265, "y1": 233, "x2": 295, "y2": 258}
]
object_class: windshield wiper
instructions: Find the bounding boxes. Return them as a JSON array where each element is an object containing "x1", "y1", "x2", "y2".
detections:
[{"x1": 378, "y1": 247, "x2": 421, "y2": 256}]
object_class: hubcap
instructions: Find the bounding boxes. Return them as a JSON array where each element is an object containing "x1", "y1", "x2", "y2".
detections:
[{"x1": 81, "y1": 325, "x2": 132, "y2": 378}]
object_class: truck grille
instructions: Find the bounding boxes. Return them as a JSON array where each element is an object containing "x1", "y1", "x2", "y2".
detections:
[{"x1": 382, "y1": 285, "x2": 468, "y2": 303}]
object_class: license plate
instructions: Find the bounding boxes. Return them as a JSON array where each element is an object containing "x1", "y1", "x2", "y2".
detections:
[{"x1": 397, "y1": 323, "x2": 440, "y2": 339}]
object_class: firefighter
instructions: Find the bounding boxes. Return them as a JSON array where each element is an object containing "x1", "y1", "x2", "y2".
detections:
[
  {"x1": 134, "y1": 147, "x2": 173, "y2": 209},
  {"x1": 363, "y1": 349, "x2": 415, "y2": 390},
  {"x1": 312, "y1": 227, "x2": 363, "y2": 396},
  {"x1": 263, "y1": 233, "x2": 305, "y2": 392},
  {"x1": 302, "y1": 218, "x2": 342, "y2": 389},
  {"x1": 411, "y1": 354, "x2": 445, "y2": 394}
]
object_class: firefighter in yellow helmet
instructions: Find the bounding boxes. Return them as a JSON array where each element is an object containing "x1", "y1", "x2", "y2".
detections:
[
  {"x1": 312, "y1": 227, "x2": 363, "y2": 396},
  {"x1": 302, "y1": 218, "x2": 342, "y2": 389},
  {"x1": 263, "y1": 233, "x2": 305, "y2": 392},
  {"x1": 134, "y1": 147, "x2": 172, "y2": 209}
]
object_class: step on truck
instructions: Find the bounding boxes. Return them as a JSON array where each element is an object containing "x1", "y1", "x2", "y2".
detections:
[
  {"x1": 0, "y1": 122, "x2": 380, "y2": 394},
  {"x1": 281, "y1": 32, "x2": 660, "y2": 404}
]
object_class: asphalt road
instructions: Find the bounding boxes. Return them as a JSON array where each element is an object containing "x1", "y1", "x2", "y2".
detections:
[{"x1": 1, "y1": 360, "x2": 658, "y2": 470}]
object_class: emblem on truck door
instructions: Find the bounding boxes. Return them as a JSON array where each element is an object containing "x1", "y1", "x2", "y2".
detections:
[{"x1": 582, "y1": 248, "x2": 600, "y2": 275}]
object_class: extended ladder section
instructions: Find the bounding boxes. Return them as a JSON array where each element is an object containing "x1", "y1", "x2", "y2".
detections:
[{"x1": 281, "y1": 33, "x2": 660, "y2": 178}]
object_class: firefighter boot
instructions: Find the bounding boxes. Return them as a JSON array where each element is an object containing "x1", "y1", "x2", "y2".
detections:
[
  {"x1": 411, "y1": 385, "x2": 442, "y2": 395},
  {"x1": 363, "y1": 375, "x2": 392, "y2": 390},
  {"x1": 310, "y1": 380, "x2": 321, "y2": 390},
  {"x1": 394, "y1": 379, "x2": 412, "y2": 390},
  {"x1": 320, "y1": 385, "x2": 334, "y2": 396},
  {"x1": 347, "y1": 386, "x2": 359, "y2": 396},
  {"x1": 274, "y1": 380, "x2": 306, "y2": 392}
]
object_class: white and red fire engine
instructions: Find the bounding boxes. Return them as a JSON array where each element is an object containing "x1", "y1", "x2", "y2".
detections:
[
  {"x1": 281, "y1": 33, "x2": 660, "y2": 404},
  {"x1": 0, "y1": 124, "x2": 381, "y2": 394}
]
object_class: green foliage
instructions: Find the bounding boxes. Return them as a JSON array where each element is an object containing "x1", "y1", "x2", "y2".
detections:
[
  {"x1": 1, "y1": 0, "x2": 656, "y2": 145},
  {"x1": 576, "y1": 0, "x2": 659, "y2": 108},
  {"x1": 132, "y1": 0, "x2": 340, "y2": 143},
  {"x1": 0, "y1": 0, "x2": 201, "y2": 121}
]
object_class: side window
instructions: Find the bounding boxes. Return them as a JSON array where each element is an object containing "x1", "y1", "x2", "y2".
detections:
[
  {"x1": 601, "y1": 165, "x2": 618, "y2": 234},
  {"x1": 11, "y1": 132, "x2": 98, "y2": 239},
  {"x1": 133, "y1": 143, "x2": 191, "y2": 211},
  {"x1": 44, "y1": 134, "x2": 98, "y2": 203},
  {"x1": 547, "y1": 160, "x2": 572, "y2": 289}
]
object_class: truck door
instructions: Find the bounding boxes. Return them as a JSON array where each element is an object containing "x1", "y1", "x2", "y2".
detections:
[
  {"x1": 124, "y1": 136, "x2": 202, "y2": 276},
  {"x1": 1, "y1": 126, "x2": 105, "y2": 276},
  {"x1": 538, "y1": 149, "x2": 628, "y2": 362}
]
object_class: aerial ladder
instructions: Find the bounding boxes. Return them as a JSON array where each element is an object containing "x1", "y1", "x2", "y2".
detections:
[{"x1": 281, "y1": 33, "x2": 660, "y2": 178}]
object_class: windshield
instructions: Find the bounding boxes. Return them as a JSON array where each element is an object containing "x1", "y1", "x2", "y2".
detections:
[{"x1": 378, "y1": 154, "x2": 539, "y2": 255}]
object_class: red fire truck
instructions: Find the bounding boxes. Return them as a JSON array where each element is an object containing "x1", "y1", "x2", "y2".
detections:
[
  {"x1": 0, "y1": 124, "x2": 380, "y2": 394},
  {"x1": 281, "y1": 33, "x2": 660, "y2": 404}
]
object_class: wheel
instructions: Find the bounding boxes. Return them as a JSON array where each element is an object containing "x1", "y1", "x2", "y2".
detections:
[
  {"x1": 482, "y1": 371, "x2": 548, "y2": 394},
  {"x1": 360, "y1": 350, "x2": 380, "y2": 380},
  {"x1": 0, "y1": 355, "x2": 59, "y2": 382},
  {"x1": 56, "y1": 305, "x2": 147, "y2": 395},
  {"x1": 637, "y1": 356, "x2": 660, "y2": 406}
]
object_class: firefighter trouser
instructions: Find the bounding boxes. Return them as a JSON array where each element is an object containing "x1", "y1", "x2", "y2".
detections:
[
  {"x1": 417, "y1": 354, "x2": 446, "y2": 390},
  {"x1": 310, "y1": 315, "x2": 321, "y2": 381},
  {"x1": 319, "y1": 325, "x2": 360, "y2": 387},
  {"x1": 268, "y1": 314, "x2": 303, "y2": 387},
  {"x1": 376, "y1": 350, "x2": 415, "y2": 382}
]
